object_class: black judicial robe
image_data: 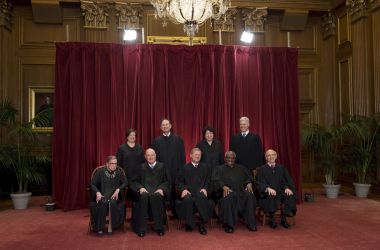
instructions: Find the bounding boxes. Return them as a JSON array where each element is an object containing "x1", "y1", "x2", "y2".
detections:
[
  {"x1": 116, "y1": 143, "x2": 144, "y2": 182},
  {"x1": 229, "y1": 132, "x2": 264, "y2": 173},
  {"x1": 130, "y1": 162, "x2": 170, "y2": 232},
  {"x1": 256, "y1": 164, "x2": 297, "y2": 215},
  {"x1": 176, "y1": 163, "x2": 214, "y2": 228},
  {"x1": 90, "y1": 166, "x2": 127, "y2": 232},
  {"x1": 151, "y1": 133, "x2": 185, "y2": 183},
  {"x1": 196, "y1": 139, "x2": 224, "y2": 169},
  {"x1": 213, "y1": 164, "x2": 257, "y2": 229}
]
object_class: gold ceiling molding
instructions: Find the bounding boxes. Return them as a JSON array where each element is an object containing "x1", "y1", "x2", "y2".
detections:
[
  {"x1": 346, "y1": 0, "x2": 368, "y2": 22},
  {"x1": 321, "y1": 11, "x2": 336, "y2": 39},
  {"x1": 80, "y1": 0, "x2": 110, "y2": 29},
  {"x1": 369, "y1": 0, "x2": 380, "y2": 11},
  {"x1": 115, "y1": 3, "x2": 143, "y2": 29},
  {"x1": 241, "y1": 7, "x2": 268, "y2": 33},
  {"x1": 213, "y1": 8, "x2": 238, "y2": 32},
  {"x1": 0, "y1": 0, "x2": 13, "y2": 31}
]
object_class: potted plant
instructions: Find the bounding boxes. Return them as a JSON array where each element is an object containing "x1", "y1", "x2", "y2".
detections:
[
  {"x1": 301, "y1": 124, "x2": 343, "y2": 198},
  {"x1": 45, "y1": 196, "x2": 56, "y2": 211},
  {"x1": 340, "y1": 114, "x2": 380, "y2": 198},
  {"x1": 0, "y1": 99, "x2": 51, "y2": 209}
]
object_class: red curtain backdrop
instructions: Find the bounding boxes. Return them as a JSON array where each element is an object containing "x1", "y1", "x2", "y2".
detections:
[{"x1": 53, "y1": 43, "x2": 300, "y2": 210}]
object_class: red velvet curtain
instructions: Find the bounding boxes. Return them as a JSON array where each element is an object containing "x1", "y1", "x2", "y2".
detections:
[{"x1": 53, "y1": 43, "x2": 300, "y2": 210}]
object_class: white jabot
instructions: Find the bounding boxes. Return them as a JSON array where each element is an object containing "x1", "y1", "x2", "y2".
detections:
[
  {"x1": 163, "y1": 132, "x2": 171, "y2": 137},
  {"x1": 149, "y1": 161, "x2": 157, "y2": 169}
]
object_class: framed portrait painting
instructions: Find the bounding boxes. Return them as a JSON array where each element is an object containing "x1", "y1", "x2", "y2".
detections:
[{"x1": 29, "y1": 87, "x2": 54, "y2": 132}]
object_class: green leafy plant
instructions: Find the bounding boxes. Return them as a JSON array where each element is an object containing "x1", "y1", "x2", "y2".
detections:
[
  {"x1": 301, "y1": 124, "x2": 343, "y2": 185},
  {"x1": 340, "y1": 114, "x2": 380, "y2": 184},
  {"x1": 0, "y1": 99, "x2": 51, "y2": 193}
]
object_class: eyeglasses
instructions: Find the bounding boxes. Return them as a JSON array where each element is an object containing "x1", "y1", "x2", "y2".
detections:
[{"x1": 109, "y1": 162, "x2": 117, "y2": 165}]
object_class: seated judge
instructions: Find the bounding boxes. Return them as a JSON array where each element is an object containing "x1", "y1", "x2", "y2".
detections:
[
  {"x1": 212, "y1": 151, "x2": 257, "y2": 233},
  {"x1": 256, "y1": 149, "x2": 297, "y2": 229},
  {"x1": 90, "y1": 155, "x2": 127, "y2": 236},
  {"x1": 130, "y1": 148, "x2": 170, "y2": 237},
  {"x1": 176, "y1": 148, "x2": 215, "y2": 235}
]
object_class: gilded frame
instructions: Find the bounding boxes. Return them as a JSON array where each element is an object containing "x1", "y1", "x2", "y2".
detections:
[
  {"x1": 29, "y1": 87, "x2": 54, "y2": 132},
  {"x1": 147, "y1": 36, "x2": 207, "y2": 45}
]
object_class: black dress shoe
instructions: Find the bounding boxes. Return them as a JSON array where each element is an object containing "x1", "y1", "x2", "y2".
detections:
[
  {"x1": 157, "y1": 229, "x2": 165, "y2": 236},
  {"x1": 137, "y1": 231, "x2": 145, "y2": 237},
  {"x1": 224, "y1": 226, "x2": 234, "y2": 233},
  {"x1": 269, "y1": 220, "x2": 277, "y2": 229},
  {"x1": 198, "y1": 224, "x2": 207, "y2": 235},
  {"x1": 97, "y1": 230, "x2": 104, "y2": 236},
  {"x1": 248, "y1": 225, "x2": 257, "y2": 232},
  {"x1": 281, "y1": 220, "x2": 290, "y2": 229},
  {"x1": 185, "y1": 225, "x2": 193, "y2": 232}
]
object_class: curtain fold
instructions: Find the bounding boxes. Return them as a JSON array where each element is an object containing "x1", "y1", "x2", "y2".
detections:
[{"x1": 53, "y1": 43, "x2": 300, "y2": 210}]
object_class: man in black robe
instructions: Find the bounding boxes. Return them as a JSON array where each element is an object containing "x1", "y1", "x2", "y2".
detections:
[
  {"x1": 90, "y1": 155, "x2": 127, "y2": 236},
  {"x1": 230, "y1": 117, "x2": 264, "y2": 174},
  {"x1": 212, "y1": 151, "x2": 257, "y2": 233},
  {"x1": 151, "y1": 118, "x2": 185, "y2": 215},
  {"x1": 130, "y1": 148, "x2": 170, "y2": 237},
  {"x1": 176, "y1": 148, "x2": 215, "y2": 235},
  {"x1": 256, "y1": 149, "x2": 297, "y2": 229}
]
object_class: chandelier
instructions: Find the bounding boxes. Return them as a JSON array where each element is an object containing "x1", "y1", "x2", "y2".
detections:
[{"x1": 150, "y1": 0, "x2": 230, "y2": 37}]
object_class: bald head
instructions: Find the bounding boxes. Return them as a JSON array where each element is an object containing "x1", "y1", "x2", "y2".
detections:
[
  {"x1": 145, "y1": 148, "x2": 157, "y2": 164},
  {"x1": 265, "y1": 149, "x2": 277, "y2": 165}
]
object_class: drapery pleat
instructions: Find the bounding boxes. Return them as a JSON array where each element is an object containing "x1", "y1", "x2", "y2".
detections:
[{"x1": 53, "y1": 43, "x2": 300, "y2": 210}]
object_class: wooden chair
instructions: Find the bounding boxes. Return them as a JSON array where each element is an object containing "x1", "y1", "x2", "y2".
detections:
[
  {"x1": 257, "y1": 203, "x2": 296, "y2": 227},
  {"x1": 87, "y1": 166, "x2": 128, "y2": 234}
]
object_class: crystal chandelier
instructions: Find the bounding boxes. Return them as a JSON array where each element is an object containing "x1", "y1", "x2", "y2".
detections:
[{"x1": 150, "y1": 0, "x2": 230, "y2": 37}]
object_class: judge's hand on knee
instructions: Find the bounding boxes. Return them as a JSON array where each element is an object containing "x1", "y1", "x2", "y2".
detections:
[
  {"x1": 110, "y1": 188, "x2": 120, "y2": 200},
  {"x1": 284, "y1": 188, "x2": 293, "y2": 196},
  {"x1": 96, "y1": 192, "x2": 104, "y2": 203},
  {"x1": 266, "y1": 187, "x2": 277, "y2": 196},
  {"x1": 245, "y1": 183, "x2": 253, "y2": 193},
  {"x1": 200, "y1": 188, "x2": 207, "y2": 197},
  {"x1": 139, "y1": 187, "x2": 148, "y2": 194},
  {"x1": 154, "y1": 189, "x2": 164, "y2": 196},
  {"x1": 181, "y1": 189, "x2": 191, "y2": 198},
  {"x1": 223, "y1": 186, "x2": 232, "y2": 197}
]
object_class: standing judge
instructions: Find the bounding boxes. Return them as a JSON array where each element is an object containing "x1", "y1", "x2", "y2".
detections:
[
  {"x1": 90, "y1": 156, "x2": 127, "y2": 236},
  {"x1": 256, "y1": 149, "x2": 297, "y2": 229},
  {"x1": 196, "y1": 126, "x2": 224, "y2": 170},
  {"x1": 130, "y1": 148, "x2": 170, "y2": 237},
  {"x1": 116, "y1": 128, "x2": 144, "y2": 183},
  {"x1": 176, "y1": 148, "x2": 215, "y2": 235},
  {"x1": 151, "y1": 118, "x2": 185, "y2": 214},
  {"x1": 230, "y1": 117, "x2": 264, "y2": 173},
  {"x1": 213, "y1": 151, "x2": 257, "y2": 233}
]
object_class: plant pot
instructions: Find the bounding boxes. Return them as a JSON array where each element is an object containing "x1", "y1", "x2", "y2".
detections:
[
  {"x1": 353, "y1": 182, "x2": 371, "y2": 198},
  {"x1": 10, "y1": 192, "x2": 32, "y2": 209},
  {"x1": 322, "y1": 184, "x2": 341, "y2": 199},
  {"x1": 45, "y1": 203, "x2": 56, "y2": 211}
]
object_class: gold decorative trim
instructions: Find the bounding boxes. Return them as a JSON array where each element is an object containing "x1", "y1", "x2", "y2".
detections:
[
  {"x1": 321, "y1": 11, "x2": 336, "y2": 40},
  {"x1": 147, "y1": 36, "x2": 207, "y2": 45},
  {"x1": 80, "y1": 0, "x2": 109, "y2": 29},
  {"x1": 369, "y1": 0, "x2": 380, "y2": 11},
  {"x1": 346, "y1": 0, "x2": 368, "y2": 23},
  {"x1": 0, "y1": 0, "x2": 13, "y2": 31},
  {"x1": 29, "y1": 87, "x2": 54, "y2": 133},
  {"x1": 115, "y1": 3, "x2": 142, "y2": 30},
  {"x1": 213, "y1": 8, "x2": 238, "y2": 32},
  {"x1": 241, "y1": 7, "x2": 268, "y2": 33}
]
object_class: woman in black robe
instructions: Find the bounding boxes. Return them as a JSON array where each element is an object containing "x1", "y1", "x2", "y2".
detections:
[{"x1": 196, "y1": 126, "x2": 224, "y2": 170}]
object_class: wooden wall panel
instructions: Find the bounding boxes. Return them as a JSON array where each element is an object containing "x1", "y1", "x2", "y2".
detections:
[
  {"x1": 20, "y1": 16, "x2": 81, "y2": 47},
  {"x1": 338, "y1": 58, "x2": 352, "y2": 120},
  {"x1": 372, "y1": 8, "x2": 380, "y2": 113},
  {"x1": 291, "y1": 23, "x2": 318, "y2": 54},
  {"x1": 351, "y1": 18, "x2": 373, "y2": 115},
  {"x1": 338, "y1": 11, "x2": 351, "y2": 46}
]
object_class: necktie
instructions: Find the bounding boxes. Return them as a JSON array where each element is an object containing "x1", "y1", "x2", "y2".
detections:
[{"x1": 242, "y1": 132, "x2": 247, "y2": 138}]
